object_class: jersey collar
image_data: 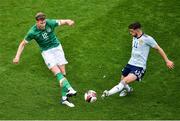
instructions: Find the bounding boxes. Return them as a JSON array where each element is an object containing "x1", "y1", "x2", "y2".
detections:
[{"x1": 136, "y1": 33, "x2": 144, "y2": 39}]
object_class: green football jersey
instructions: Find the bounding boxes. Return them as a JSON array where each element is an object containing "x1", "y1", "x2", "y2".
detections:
[{"x1": 24, "y1": 19, "x2": 60, "y2": 51}]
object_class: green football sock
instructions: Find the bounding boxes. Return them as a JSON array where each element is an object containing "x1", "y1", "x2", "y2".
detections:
[
  {"x1": 62, "y1": 79, "x2": 71, "y2": 89},
  {"x1": 56, "y1": 73, "x2": 72, "y2": 92},
  {"x1": 56, "y1": 73, "x2": 64, "y2": 81},
  {"x1": 62, "y1": 86, "x2": 67, "y2": 96}
]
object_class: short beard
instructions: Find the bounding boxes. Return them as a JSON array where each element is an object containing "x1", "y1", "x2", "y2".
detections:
[
  {"x1": 40, "y1": 26, "x2": 45, "y2": 30},
  {"x1": 37, "y1": 25, "x2": 45, "y2": 30},
  {"x1": 133, "y1": 34, "x2": 138, "y2": 38}
]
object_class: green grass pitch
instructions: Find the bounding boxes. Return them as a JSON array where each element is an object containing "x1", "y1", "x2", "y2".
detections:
[{"x1": 0, "y1": 0, "x2": 179, "y2": 120}]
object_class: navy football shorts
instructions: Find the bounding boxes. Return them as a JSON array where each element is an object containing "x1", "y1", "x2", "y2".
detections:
[{"x1": 122, "y1": 64, "x2": 146, "y2": 81}]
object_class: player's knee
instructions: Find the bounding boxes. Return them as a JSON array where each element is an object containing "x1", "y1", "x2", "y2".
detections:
[
  {"x1": 60, "y1": 69, "x2": 66, "y2": 75},
  {"x1": 121, "y1": 75, "x2": 124, "y2": 80},
  {"x1": 123, "y1": 78, "x2": 136, "y2": 84},
  {"x1": 122, "y1": 78, "x2": 132, "y2": 84},
  {"x1": 50, "y1": 66, "x2": 61, "y2": 75},
  {"x1": 123, "y1": 74, "x2": 137, "y2": 84},
  {"x1": 58, "y1": 65, "x2": 66, "y2": 74},
  {"x1": 125, "y1": 80, "x2": 131, "y2": 84}
]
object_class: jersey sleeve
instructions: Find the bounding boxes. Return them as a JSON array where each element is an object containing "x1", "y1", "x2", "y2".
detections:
[
  {"x1": 24, "y1": 31, "x2": 34, "y2": 43},
  {"x1": 46, "y1": 19, "x2": 59, "y2": 28},
  {"x1": 146, "y1": 36, "x2": 158, "y2": 48}
]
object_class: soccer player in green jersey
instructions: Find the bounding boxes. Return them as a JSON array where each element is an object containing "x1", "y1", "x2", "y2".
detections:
[{"x1": 13, "y1": 12, "x2": 76, "y2": 107}]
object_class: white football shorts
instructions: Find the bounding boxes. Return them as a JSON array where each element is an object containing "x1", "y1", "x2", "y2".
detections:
[{"x1": 41, "y1": 45, "x2": 68, "y2": 69}]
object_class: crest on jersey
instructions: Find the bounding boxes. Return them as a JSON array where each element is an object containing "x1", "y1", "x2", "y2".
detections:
[
  {"x1": 47, "y1": 27, "x2": 51, "y2": 33},
  {"x1": 139, "y1": 39, "x2": 144, "y2": 45}
]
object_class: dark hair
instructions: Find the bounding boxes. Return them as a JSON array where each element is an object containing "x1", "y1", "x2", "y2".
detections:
[
  {"x1": 35, "y1": 12, "x2": 46, "y2": 21},
  {"x1": 128, "y1": 22, "x2": 141, "y2": 30}
]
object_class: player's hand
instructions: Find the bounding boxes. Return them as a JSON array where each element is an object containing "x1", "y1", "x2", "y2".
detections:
[
  {"x1": 13, "y1": 57, "x2": 19, "y2": 64},
  {"x1": 68, "y1": 20, "x2": 74, "y2": 26},
  {"x1": 166, "y1": 60, "x2": 174, "y2": 69}
]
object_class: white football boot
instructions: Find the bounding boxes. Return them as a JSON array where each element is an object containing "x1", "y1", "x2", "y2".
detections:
[
  {"x1": 119, "y1": 87, "x2": 133, "y2": 97},
  {"x1": 61, "y1": 98, "x2": 75, "y2": 108},
  {"x1": 101, "y1": 90, "x2": 109, "y2": 99},
  {"x1": 66, "y1": 89, "x2": 77, "y2": 97}
]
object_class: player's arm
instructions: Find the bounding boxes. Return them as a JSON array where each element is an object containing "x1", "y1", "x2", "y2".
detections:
[
  {"x1": 58, "y1": 19, "x2": 74, "y2": 26},
  {"x1": 13, "y1": 40, "x2": 28, "y2": 64},
  {"x1": 154, "y1": 45, "x2": 174, "y2": 69}
]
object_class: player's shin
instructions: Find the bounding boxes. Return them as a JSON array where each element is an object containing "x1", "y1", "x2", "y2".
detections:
[
  {"x1": 56, "y1": 73, "x2": 71, "y2": 88},
  {"x1": 56, "y1": 73, "x2": 75, "y2": 93},
  {"x1": 108, "y1": 80, "x2": 126, "y2": 96},
  {"x1": 62, "y1": 87, "x2": 67, "y2": 100}
]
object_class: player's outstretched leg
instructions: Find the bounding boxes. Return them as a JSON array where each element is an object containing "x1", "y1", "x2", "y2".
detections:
[
  {"x1": 101, "y1": 80, "x2": 126, "y2": 99},
  {"x1": 56, "y1": 73, "x2": 76, "y2": 107},
  {"x1": 58, "y1": 65, "x2": 77, "y2": 97},
  {"x1": 101, "y1": 73, "x2": 137, "y2": 99}
]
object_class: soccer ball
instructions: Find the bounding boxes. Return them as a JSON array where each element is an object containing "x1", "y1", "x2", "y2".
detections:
[{"x1": 84, "y1": 90, "x2": 97, "y2": 103}]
